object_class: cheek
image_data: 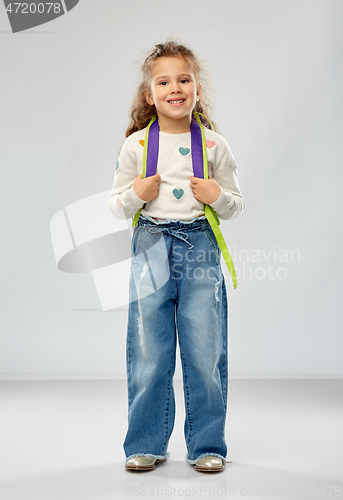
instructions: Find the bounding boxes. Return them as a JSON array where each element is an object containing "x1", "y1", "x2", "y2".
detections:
[
  {"x1": 158, "y1": 87, "x2": 168, "y2": 97},
  {"x1": 152, "y1": 88, "x2": 162, "y2": 101},
  {"x1": 188, "y1": 85, "x2": 197, "y2": 98}
]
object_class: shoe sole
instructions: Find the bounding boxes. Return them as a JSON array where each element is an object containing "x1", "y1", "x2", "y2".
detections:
[{"x1": 125, "y1": 458, "x2": 167, "y2": 471}]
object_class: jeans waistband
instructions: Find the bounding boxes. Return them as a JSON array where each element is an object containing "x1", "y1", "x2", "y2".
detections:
[
  {"x1": 137, "y1": 215, "x2": 209, "y2": 249},
  {"x1": 137, "y1": 214, "x2": 208, "y2": 231}
]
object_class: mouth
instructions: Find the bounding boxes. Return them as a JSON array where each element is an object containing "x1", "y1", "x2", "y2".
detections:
[{"x1": 167, "y1": 99, "x2": 185, "y2": 106}]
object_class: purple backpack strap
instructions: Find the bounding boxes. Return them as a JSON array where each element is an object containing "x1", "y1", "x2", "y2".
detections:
[
  {"x1": 190, "y1": 119, "x2": 204, "y2": 178},
  {"x1": 146, "y1": 118, "x2": 160, "y2": 177}
]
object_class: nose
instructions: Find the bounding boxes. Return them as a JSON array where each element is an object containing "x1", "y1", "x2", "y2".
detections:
[{"x1": 170, "y1": 81, "x2": 181, "y2": 93}]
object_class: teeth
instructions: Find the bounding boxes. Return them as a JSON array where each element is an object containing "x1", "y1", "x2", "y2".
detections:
[{"x1": 169, "y1": 99, "x2": 184, "y2": 103}]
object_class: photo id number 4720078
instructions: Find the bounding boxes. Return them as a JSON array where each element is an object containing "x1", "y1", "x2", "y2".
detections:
[{"x1": 5, "y1": 3, "x2": 62, "y2": 14}]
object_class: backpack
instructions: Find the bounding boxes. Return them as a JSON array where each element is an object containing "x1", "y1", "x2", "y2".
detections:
[{"x1": 132, "y1": 112, "x2": 239, "y2": 289}]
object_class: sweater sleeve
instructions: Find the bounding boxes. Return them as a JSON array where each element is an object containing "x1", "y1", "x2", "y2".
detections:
[
  {"x1": 209, "y1": 138, "x2": 245, "y2": 220},
  {"x1": 107, "y1": 138, "x2": 146, "y2": 220}
]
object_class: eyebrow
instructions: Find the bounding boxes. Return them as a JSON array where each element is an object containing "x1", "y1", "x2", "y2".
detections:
[{"x1": 153, "y1": 74, "x2": 193, "y2": 81}]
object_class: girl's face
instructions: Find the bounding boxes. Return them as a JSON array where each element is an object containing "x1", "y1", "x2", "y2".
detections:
[{"x1": 144, "y1": 56, "x2": 200, "y2": 133}]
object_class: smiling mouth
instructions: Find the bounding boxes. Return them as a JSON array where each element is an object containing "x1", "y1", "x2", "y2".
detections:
[{"x1": 168, "y1": 99, "x2": 185, "y2": 105}]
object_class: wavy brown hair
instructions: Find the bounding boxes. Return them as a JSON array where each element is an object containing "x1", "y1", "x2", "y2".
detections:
[{"x1": 125, "y1": 40, "x2": 216, "y2": 137}]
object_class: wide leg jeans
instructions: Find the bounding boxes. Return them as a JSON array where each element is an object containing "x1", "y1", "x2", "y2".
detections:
[{"x1": 123, "y1": 215, "x2": 228, "y2": 464}]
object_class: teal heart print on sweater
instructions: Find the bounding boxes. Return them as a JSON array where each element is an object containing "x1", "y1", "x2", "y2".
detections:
[
  {"x1": 179, "y1": 147, "x2": 190, "y2": 156},
  {"x1": 173, "y1": 189, "x2": 184, "y2": 199}
]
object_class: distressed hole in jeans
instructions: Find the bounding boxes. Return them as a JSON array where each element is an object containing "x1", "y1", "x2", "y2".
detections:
[
  {"x1": 215, "y1": 280, "x2": 220, "y2": 307},
  {"x1": 140, "y1": 261, "x2": 150, "y2": 280},
  {"x1": 136, "y1": 316, "x2": 149, "y2": 359}
]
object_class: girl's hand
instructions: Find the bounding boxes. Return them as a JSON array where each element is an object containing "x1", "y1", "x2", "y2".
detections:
[
  {"x1": 190, "y1": 176, "x2": 221, "y2": 204},
  {"x1": 133, "y1": 173, "x2": 161, "y2": 202}
]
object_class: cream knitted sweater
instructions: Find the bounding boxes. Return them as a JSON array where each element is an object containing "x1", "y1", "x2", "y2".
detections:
[{"x1": 107, "y1": 125, "x2": 245, "y2": 222}]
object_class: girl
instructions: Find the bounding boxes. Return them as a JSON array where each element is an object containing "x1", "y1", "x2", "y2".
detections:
[{"x1": 107, "y1": 40, "x2": 245, "y2": 472}]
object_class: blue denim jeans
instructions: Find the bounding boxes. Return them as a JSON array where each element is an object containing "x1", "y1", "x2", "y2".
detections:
[{"x1": 124, "y1": 215, "x2": 228, "y2": 464}]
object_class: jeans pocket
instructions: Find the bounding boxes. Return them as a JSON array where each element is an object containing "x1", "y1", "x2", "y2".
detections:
[
  {"x1": 131, "y1": 226, "x2": 147, "y2": 257},
  {"x1": 203, "y1": 227, "x2": 221, "y2": 264}
]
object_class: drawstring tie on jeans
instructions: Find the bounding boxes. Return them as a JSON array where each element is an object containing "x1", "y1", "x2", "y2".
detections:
[{"x1": 148, "y1": 226, "x2": 194, "y2": 250}]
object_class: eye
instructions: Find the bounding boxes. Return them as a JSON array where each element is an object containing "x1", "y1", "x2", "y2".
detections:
[
  {"x1": 159, "y1": 81, "x2": 168, "y2": 86},
  {"x1": 180, "y1": 79, "x2": 189, "y2": 83}
]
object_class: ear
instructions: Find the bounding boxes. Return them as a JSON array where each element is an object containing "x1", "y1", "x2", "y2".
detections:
[
  {"x1": 144, "y1": 88, "x2": 154, "y2": 106},
  {"x1": 196, "y1": 83, "x2": 202, "y2": 102}
]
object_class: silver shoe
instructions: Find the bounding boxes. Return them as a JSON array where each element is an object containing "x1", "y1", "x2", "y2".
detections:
[
  {"x1": 125, "y1": 455, "x2": 167, "y2": 471},
  {"x1": 194, "y1": 456, "x2": 225, "y2": 472}
]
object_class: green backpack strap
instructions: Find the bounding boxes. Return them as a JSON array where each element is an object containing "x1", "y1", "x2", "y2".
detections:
[
  {"x1": 194, "y1": 112, "x2": 239, "y2": 289},
  {"x1": 204, "y1": 205, "x2": 238, "y2": 289},
  {"x1": 132, "y1": 116, "x2": 157, "y2": 227},
  {"x1": 194, "y1": 111, "x2": 215, "y2": 132}
]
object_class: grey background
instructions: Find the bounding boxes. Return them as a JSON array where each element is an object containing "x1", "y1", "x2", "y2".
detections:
[{"x1": 0, "y1": 0, "x2": 342, "y2": 378}]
